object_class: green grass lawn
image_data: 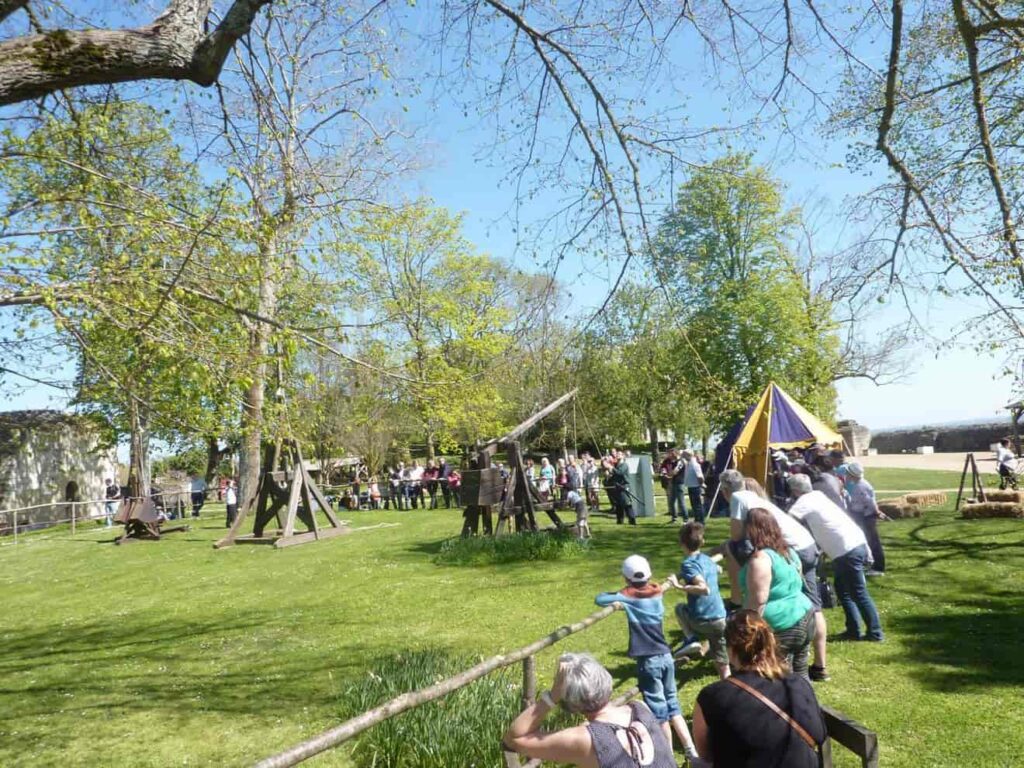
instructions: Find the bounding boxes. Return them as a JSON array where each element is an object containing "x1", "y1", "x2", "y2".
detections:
[{"x1": 1, "y1": 469, "x2": 1022, "y2": 767}]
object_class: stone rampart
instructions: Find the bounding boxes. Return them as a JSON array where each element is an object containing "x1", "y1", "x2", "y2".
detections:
[{"x1": 870, "y1": 420, "x2": 1011, "y2": 454}]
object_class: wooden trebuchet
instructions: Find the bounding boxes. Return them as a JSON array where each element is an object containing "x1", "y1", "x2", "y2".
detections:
[
  {"x1": 463, "y1": 390, "x2": 577, "y2": 538},
  {"x1": 254, "y1": 603, "x2": 623, "y2": 768},
  {"x1": 215, "y1": 440, "x2": 350, "y2": 549}
]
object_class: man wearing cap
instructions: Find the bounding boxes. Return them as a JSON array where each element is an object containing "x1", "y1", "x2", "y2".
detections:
[
  {"x1": 787, "y1": 474, "x2": 883, "y2": 642},
  {"x1": 844, "y1": 462, "x2": 888, "y2": 576},
  {"x1": 595, "y1": 555, "x2": 696, "y2": 756}
]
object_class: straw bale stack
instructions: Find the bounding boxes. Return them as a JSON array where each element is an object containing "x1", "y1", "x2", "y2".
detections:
[
  {"x1": 977, "y1": 490, "x2": 1024, "y2": 504},
  {"x1": 961, "y1": 502, "x2": 1024, "y2": 519},
  {"x1": 904, "y1": 492, "x2": 947, "y2": 507},
  {"x1": 878, "y1": 498, "x2": 921, "y2": 519}
]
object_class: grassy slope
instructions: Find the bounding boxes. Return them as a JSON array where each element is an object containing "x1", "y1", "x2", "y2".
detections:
[{"x1": 0, "y1": 468, "x2": 1021, "y2": 767}]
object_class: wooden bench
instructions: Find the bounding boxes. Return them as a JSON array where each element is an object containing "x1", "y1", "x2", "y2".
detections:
[{"x1": 820, "y1": 704, "x2": 878, "y2": 767}]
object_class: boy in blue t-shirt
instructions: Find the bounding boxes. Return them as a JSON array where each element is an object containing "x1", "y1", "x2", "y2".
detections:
[
  {"x1": 666, "y1": 522, "x2": 730, "y2": 679},
  {"x1": 595, "y1": 554, "x2": 697, "y2": 758}
]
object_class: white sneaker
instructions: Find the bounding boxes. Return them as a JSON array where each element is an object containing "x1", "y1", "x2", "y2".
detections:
[{"x1": 674, "y1": 640, "x2": 703, "y2": 659}]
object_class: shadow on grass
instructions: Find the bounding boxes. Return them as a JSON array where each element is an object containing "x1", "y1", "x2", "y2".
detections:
[
  {"x1": 0, "y1": 610, "x2": 388, "y2": 726},
  {"x1": 889, "y1": 602, "x2": 1024, "y2": 691},
  {"x1": 883, "y1": 515, "x2": 1024, "y2": 692}
]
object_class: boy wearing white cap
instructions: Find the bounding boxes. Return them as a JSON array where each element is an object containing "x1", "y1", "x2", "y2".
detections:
[{"x1": 596, "y1": 555, "x2": 697, "y2": 758}]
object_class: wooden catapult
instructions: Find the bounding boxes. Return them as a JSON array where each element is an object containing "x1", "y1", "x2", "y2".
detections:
[
  {"x1": 215, "y1": 439, "x2": 350, "y2": 549},
  {"x1": 114, "y1": 493, "x2": 189, "y2": 544},
  {"x1": 460, "y1": 389, "x2": 577, "y2": 537},
  {"x1": 113, "y1": 448, "x2": 190, "y2": 544}
]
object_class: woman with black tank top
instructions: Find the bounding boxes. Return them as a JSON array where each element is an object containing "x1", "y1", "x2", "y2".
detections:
[
  {"x1": 504, "y1": 652, "x2": 680, "y2": 768},
  {"x1": 692, "y1": 610, "x2": 826, "y2": 768}
]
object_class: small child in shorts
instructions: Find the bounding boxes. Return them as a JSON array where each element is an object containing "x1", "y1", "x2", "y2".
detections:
[
  {"x1": 666, "y1": 522, "x2": 730, "y2": 679},
  {"x1": 596, "y1": 554, "x2": 697, "y2": 758}
]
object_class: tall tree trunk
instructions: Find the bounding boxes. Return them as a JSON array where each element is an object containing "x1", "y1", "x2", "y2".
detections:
[
  {"x1": 647, "y1": 417, "x2": 660, "y2": 465},
  {"x1": 127, "y1": 398, "x2": 151, "y2": 498},
  {"x1": 204, "y1": 435, "x2": 222, "y2": 484},
  {"x1": 237, "y1": 237, "x2": 278, "y2": 512},
  {"x1": 426, "y1": 431, "x2": 435, "y2": 462}
]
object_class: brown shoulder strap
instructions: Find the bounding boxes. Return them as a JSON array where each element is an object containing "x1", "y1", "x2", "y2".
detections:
[{"x1": 726, "y1": 676, "x2": 817, "y2": 750}]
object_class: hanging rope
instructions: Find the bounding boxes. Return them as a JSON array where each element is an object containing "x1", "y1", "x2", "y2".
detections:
[
  {"x1": 572, "y1": 399, "x2": 579, "y2": 456},
  {"x1": 576, "y1": 392, "x2": 606, "y2": 458}
]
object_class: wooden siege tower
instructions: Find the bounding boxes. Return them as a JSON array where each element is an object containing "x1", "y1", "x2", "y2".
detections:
[
  {"x1": 460, "y1": 389, "x2": 577, "y2": 537},
  {"x1": 215, "y1": 440, "x2": 350, "y2": 549}
]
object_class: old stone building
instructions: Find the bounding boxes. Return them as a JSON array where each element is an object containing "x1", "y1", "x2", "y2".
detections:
[{"x1": 0, "y1": 411, "x2": 118, "y2": 529}]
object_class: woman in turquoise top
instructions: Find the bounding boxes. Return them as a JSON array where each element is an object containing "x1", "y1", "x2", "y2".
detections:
[{"x1": 739, "y1": 507, "x2": 815, "y2": 679}]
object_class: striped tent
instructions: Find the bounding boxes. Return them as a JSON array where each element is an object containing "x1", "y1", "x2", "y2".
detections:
[{"x1": 714, "y1": 383, "x2": 843, "y2": 488}]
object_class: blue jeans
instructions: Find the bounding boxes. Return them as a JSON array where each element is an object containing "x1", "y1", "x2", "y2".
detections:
[
  {"x1": 667, "y1": 483, "x2": 686, "y2": 520},
  {"x1": 636, "y1": 652, "x2": 681, "y2": 722},
  {"x1": 834, "y1": 544, "x2": 883, "y2": 640}
]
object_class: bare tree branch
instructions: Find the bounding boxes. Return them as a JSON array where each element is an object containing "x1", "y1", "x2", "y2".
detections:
[{"x1": 0, "y1": 0, "x2": 272, "y2": 106}]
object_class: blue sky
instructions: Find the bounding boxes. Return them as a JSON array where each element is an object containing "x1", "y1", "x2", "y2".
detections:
[{"x1": 1, "y1": 3, "x2": 1018, "y2": 433}]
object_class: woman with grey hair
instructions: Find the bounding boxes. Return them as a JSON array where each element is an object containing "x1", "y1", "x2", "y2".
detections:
[{"x1": 504, "y1": 652, "x2": 679, "y2": 767}]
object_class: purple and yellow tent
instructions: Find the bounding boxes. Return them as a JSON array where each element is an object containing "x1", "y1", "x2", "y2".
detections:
[{"x1": 714, "y1": 382, "x2": 843, "y2": 489}]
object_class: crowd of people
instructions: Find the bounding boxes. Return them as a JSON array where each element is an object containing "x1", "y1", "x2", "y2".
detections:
[{"x1": 501, "y1": 445, "x2": 889, "y2": 768}]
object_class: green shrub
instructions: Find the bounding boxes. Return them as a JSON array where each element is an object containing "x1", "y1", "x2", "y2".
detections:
[
  {"x1": 337, "y1": 649, "x2": 521, "y2": 768},
  {"x1": 433, "y1": 530, "x2": 591, "y2": 566}
]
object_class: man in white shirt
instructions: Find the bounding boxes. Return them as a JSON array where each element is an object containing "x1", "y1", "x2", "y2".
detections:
[
  {"x1": 224, "y1": 480, "x2": 238, "y2": 527},
  {"x1": 680, "y1": 450, "x2": 705, "y2": 523},
  {"x1": 787, "y1": 474, "x2": 883, "y2": 642},
  {"x1": 995, "y1": 438, "x2": 1018, "y2": 490}
]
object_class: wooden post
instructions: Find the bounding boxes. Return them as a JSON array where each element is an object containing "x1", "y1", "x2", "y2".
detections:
[
  {"x1": 955, "y1": 453, "x2": 970, "y2": 511},
  {"x1": 12, "y1": 508, "x2": 17, "y2": 544},
  {"x1": 521, "y1": 656, "x2": 536, "y2": 710},
  {"x1": 71, "y1": 502, "x2": 76, "y2": 535}
]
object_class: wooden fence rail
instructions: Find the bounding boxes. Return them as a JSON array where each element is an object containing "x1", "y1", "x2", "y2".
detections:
[
  {"x1": 254, "y1": 603, "x2": 624, "y2": 768},
  {"x1": 255, "y1": 600, "x2": 880, "y2": 768}
]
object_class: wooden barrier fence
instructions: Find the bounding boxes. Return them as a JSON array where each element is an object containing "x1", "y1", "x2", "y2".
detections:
[{"x1": 254, "y1": 603, "x2": 880, "y2": 768}]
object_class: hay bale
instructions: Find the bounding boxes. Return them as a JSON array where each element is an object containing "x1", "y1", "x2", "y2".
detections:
[
  {"x1": 961, "y1": 502, "x2": 1024, "y2": 519},
  {"x1": 904, "y1": 492, "x2": 947, "y2": 507},
  {"x1": 879, "y1": 500, "x2": 921, "y2": 519},
  {"x1": 978, "y1": 490, "x2": 1024, "y2": 504}
]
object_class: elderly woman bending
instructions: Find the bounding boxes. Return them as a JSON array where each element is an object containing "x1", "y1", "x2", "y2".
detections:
[{"x1": 504, "y1": 652, "x2": 679, "y2": 768}]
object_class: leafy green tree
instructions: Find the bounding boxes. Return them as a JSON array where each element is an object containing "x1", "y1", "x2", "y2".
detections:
[
  {"x1": 345, "y1": 200, "x2": 518, "y2": 456},
  {"x1": 653, "y1": 154, "x2": 840, "y2": 430},
  {"x1": 0, "y1": 100, "x2": 250, "y2": 495},
  {"x1": 576, "y1": 281, "x2": 709, "y2": 458}
]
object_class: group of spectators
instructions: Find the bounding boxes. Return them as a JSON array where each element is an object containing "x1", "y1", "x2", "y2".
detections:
[
  {"x1": 332, "y1": 459, "x2": 462, "y2": 511},
  {"x1": 502, "y1": 448, "x2": 889, "y2": 768}
]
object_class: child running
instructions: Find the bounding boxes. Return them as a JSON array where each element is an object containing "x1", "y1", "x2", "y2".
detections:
[{"x1": 595, "y1": 554, "x2": 698, "y2": 760}]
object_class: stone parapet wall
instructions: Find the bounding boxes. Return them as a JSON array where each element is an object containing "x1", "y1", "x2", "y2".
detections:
[{"x1": 870, "y1": 421, "x2": 1011, "y2": 454}]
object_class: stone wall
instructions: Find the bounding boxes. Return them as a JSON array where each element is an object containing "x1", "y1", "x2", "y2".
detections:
[
  {"x1": 870, "y1": 420, "x2": 1011, "y2": 454},
  {"x1": 0, "y1": 411, "x2": 118, "y2": 530},
  {"x1": 837, "y1": 420, "x2": 872, "y2": 456}
]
